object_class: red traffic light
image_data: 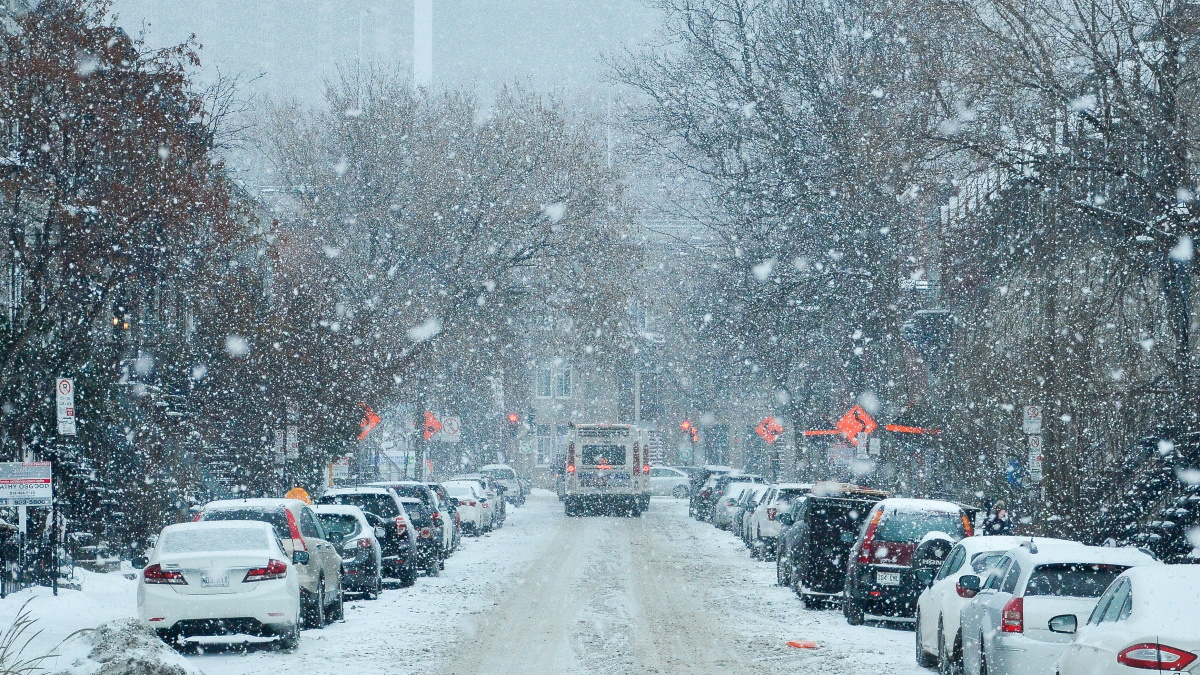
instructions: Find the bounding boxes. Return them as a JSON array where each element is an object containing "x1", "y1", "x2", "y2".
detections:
[
  {"x1": 507, "y1": 413, "x2": 520, "y2": 424},
  {"x1": 680, "y1": 420, "x2": 692, "y2": 431}
]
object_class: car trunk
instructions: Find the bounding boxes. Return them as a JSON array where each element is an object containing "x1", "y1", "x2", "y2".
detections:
[
  {"x1": 157, "y1": 552, "x2": 276, "y2": 595},
  {"x1": 801, "y1": 496, "x2": 878, "y2": 594}
]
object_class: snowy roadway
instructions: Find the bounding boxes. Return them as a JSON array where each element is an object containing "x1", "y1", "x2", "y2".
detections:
[{"x1": 2, "y1": 490, "x2": 926, "y2": 674}]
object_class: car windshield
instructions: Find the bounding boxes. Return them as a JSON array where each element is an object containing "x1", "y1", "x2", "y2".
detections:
[
  {"x1": 581, "y1": 445, "x2": 626, "y2": 465},
  {"x1": 874, "y1": 511, "x2": 965, "y2": 543},
  {"x1": 161, "y1": 527, "x2": 272, "y2": 554},
  {"x1": 320, "y1": 494, "x2": 400, "y2": 519},
  {"x1": 201, "y1": 508, "x2": 290, "y2": 540},
  {"x1": 316, "y1": 513, "x2": 361, "y2": 539},
  {"x1": 1025, "y1": 564, "x2": 1130, "y2": 598}
]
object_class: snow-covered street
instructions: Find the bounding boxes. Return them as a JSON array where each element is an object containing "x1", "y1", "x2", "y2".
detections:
[{"x1": 1, "y1": 490, "x2": 925, "y2": 674}]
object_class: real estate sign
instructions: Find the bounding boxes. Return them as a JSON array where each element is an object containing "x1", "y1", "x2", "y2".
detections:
[{"x1": 0, "y1": 462, "x2": 52, "y2": 506}]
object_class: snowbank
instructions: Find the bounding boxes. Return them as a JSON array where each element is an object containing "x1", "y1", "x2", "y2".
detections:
[{"x1": 54, "y1": 619, "x2": 204, "y2": 675}]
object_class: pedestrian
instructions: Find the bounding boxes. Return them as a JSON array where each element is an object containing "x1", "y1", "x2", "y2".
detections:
[{"x1": 983, "y1": 500, "x2": 1013, "y2": 535}]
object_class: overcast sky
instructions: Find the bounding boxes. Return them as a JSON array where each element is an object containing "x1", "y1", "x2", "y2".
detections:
[{"x1": 111, "y1": 0, "x2": 663, "y2": 107}]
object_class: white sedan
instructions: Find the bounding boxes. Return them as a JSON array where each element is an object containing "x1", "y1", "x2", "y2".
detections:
[
  {"x1": 444, "y1": 480, "x2": 487, "y2": 534},
  {"x1": 1056, "y1": 565, "x2": 1200, "y2": 675},
  {"x1": 648, "y1": 466, "x2": 690, "y2": 498},
  {"x1": 137, "y1": 520, "x2": 302, "y2": 649}
]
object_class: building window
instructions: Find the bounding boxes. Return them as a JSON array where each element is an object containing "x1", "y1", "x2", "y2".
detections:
[
  {"x1": 535, "y1": 425, "x2": 552, "y2": 465},
  {"x1": 554, "y1": 367, "x2": 572, "y2": 398},
  {"x1": 535, "y1": 367, "x2": 553, "y2": 398}
]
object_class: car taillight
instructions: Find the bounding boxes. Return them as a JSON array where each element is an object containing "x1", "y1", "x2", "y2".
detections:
[
  {"x1": 419, "y1": 527, "x2": 433, "y2": 539},
  {"x1": 858, "y1": 509, "x2": 884, "y2": 564},
  {"x1": 727, "y1": 499, "x2": 736, "y2": 506},
  {"x1": 284, "y1": 509, "x2": 307, "y2": 551},
  {"x1": 1000, "y1": 596, "x2": 1023, "y2": 633},
  {"x1": 1117, "y1": 644, "x2": 1197, "y2": 671},
  {"x1": 468, "y1": 500, "x2": 477, "y2": 507},
  {"x1": 767, "y1": 508, "x2": 777, "y2": 521},
  {"x1": 192, "y1": 512, "x2": 203, "y2": 522},
  {"x1": 431, "y1": 511, "x2": 441, "y2": 522},
  {"x1": 395, "y1": 515, "x2": 408, "y2": 535},
  {"x1": 143, "y1": 564, "x2": 187, "y2": 585},
  {"x1": 244, "y1": 559, "x2": 288, "y2": 582}
]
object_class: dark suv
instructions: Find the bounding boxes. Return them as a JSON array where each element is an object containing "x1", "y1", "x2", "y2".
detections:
[
  {"x1": 843, "y1": 497, "x2": 972, "y2": 624},
  {"x1": 318, "y1": 487, "x2": 418, "y2": 586}
]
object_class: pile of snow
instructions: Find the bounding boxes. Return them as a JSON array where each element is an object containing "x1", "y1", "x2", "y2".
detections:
[{"x1": 53, "y1": 619, "x2": 204, "y2": 675}]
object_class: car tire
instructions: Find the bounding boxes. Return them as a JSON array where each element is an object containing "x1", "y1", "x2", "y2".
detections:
[
  {"x1": 979, "y1": 636, "x2": 989, "y2": 675},
  {"x1": 426, "y1": 554, "x2": 441, "y2": 577},
  {"x1": 367, "y1": 569, "x2": 382, "y2": 600},
  {"x1": 916, "y1": 609, "x2": 936, "y2": 667},
  {"x1": 844, "y1": 597, "x2": 865, "y2": 626},
  {"x1": 399, "y1": 557, "x2": 418, "y2": 587},
  {"x1": 776, "y1": 550, "x2": 788, "y2": 586},
  {"x1": 672, "y1": 485, "x2": 688, "y2": 499},
  {"x1": 801, "y1": 593, "x2": 821, "y2": 609},
  {"x1": 277, "y1": 616, "x2": 300, "y2": 652},
  {"x1": 328, "y1": 579, "x2": 344, "y2": 623},
  {"x1": 304, "y1": 577, "x2": 326, "y2": 629},
  {"x1": 938, "y1": 623, "x2": 961, "y2": 675}
]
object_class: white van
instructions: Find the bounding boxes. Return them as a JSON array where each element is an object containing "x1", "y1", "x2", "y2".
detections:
[{"x1": 563, "y1": 423, "x2": 650, "y2": 516}]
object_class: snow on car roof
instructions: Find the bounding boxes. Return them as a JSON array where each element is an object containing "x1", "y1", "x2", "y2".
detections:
[
  {"x1": 960, "y1": 536, "x2": 1077, "y2": 554},
  {"x1": 163, "y1": 520, "x2": 275, "y2": 533},
  {"x1": 480, "y1": 464, "x2": 513, "y2": 470},
  {"x1": 773, "y1": 483, "x2": 814, "y2": 492},
  {"x1": 325, "y1": 486, "x2": 395, "y2": 494},
  {"x1": 311, "y1": 504, "x2": 369, "y2": 519},
  {"x1": 1006, "y1": 542, "x2": 1159, "y2": 567},
  {"x1": 1125, "y1": 565, "x2": 1200, "y2": 620},
  {"x1": 876, "y1": 497, "x2": 963, "y2": 513},
  {"x1": 204, "y1": 498, "x2": 306, "y2": 510}
]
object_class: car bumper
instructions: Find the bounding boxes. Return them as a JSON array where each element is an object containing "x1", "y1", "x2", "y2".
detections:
[
  {"x1": 849, "y1": 566, "x2": 920, "y2": 617},
  {"x1": 339, "y1": 556, "x2": 379, "y2": 590},
  {"x1": 138, "y1": 580, "x2": 299, "y2": 634},
  {"x1": 991, "y1": 634, "x2": 1069, "y2": 675}
]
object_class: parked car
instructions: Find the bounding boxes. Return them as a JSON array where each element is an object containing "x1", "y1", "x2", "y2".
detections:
[
  {"x1": 776, "y1": 484, "x2": 889, "y2": 608},
  {"x1": 136, "y1": 521, "x2": 302, "y2": 649},
  {"x1": 958, "y1": 542, "x2": 1158, "y2": 675},
  {"x1": 745, "y1": 483, "x2": 812, "y2": 559},
  {"x1": 371, "y1": 481, "x2": 455, "y2": 560},
  {"x1": 479, "y1": 464, "x2": 526, "y2": 506},
  {"x1": 736, "y1": 485, "x2": 771, "y2": 544},
  {"x1": 712, "y1": 482, "x2": 760, "y2": 530},
  {"x1": 688, "y1": 465, "x2": 734, "y2": 519},
  {"x1": 648, "y1": 466, "x2": 691, "y2": 498},
  {"x1": 397, "y1": 496, "x2": 444, "y2": 575},
  {"x1": 699, "y1": 473, "x2": 763, "y2": 523},
  {"x1": 194, "y1": 498, "x2": 344, "y2": 628},
  {"x1": 316, "y1": 487, "x2": 418, "y2": 587},
  {"x1": 1055, "y1": 565, "x2": 1200, "y2": 675},
  {"x1": 312, "y1": 504, "x2": 384, "y2": 600},
  {"x1": 444, "y1": 480, "x2": 487, "y2": 534},
  {"x1": 425, "y1": 482, "x2": 462, "y2": 552},
  {"x1": 915, "y1": 535, "x2": 1067, "y2": 671},
  {"x1": 843, "y1": 497, "x2": 973, "y2": 625},
  {"x1": 450, "y1": 473, "x2": 506, "y2": 529}
]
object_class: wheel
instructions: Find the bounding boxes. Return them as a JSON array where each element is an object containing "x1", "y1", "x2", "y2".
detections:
[
  {"x1": 776, "y1": 550, "x2": 788, "y2": 586},
  {"x1": 366, "y1": 568, "x2": 382, "y2": 600},
  {"x1": 426, "y1": 553, "x2": 441, "y2": 577},
  {"x1": 844, "y1": 597, "x2": 865, "y2": 626},
  {"x1": 304, "y1": 577, "x2": 326, "y2": 629},
  {"x1": 979, "y1": 636, "x2": 989, "y2": 675},
  {"x1": 801, "y1": 593, "x2": 821, "y2": 609},
  {"x1": 399, "y1": 558, "x2": 417, "y2": 587},
  {"x1": 938, "y1": 623, "x2": 962, "y2": 675},
  {"x1": 916, "y1": 610, "x2": 936, "y2": 667},
  {"x1": 672, "y1": 485, "x2": 688, "y2": 499},
  {"x1": 327, "y1": 577, "x2": 344, "y2": 622},
  {"x1": 276, "y1": 616, "x2": 300, "y2": 652}
]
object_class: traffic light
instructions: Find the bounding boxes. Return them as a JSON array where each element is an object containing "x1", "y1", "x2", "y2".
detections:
[
  {"x1": 507, "y1": 413, "x2": 520, "y2": 425},
  {"x1": 680, "y1": 420, "x2": 692, "y2": 431},
  {"x1": 680, "y1": 420, "x2": 697, "y2": 443}
]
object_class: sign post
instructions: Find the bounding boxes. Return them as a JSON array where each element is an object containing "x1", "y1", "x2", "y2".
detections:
[{"x1": 55, "y1": 378, "x2": 76, "y2": 436}]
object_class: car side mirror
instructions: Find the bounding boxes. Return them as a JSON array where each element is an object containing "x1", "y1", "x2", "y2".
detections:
[
  {"x1": 375, "y1": 526, "x2": 388, "y2": 540},
  {"x1": 778, "y1": 513, "x2": 794, "y2": 527},
  {"x1": 956, "y1": 574, "x2": 981, "y2": 598},
  {"x1": 1048, "y1": 614, "x2": 1077, "y2": 635},
  {"x1": 131, "y1": 556, "x2": 148, "y2": 569},
  {"x1": 292, "y1": 550, "x2": 310, "y2": 565}
]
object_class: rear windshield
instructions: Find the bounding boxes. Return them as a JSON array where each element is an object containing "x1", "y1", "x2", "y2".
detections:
[
  {"x1": 315, "y1": 513, "x2": 361, "y2": 539},
  {"x1": 875, "y1": 511, "x2": 965, "y2": 543},
  {"x1": 482, "y1": 468, "x2": 516, "y2": 479},
  {"x1": 581, "y1": 445, "x2": 626, "y2": 465},
  {"x1": 445, "y1": 485, "x2": 475, "y2": 497},
  {"x1": 162, "y1": 527, "x2": 272, "y2": 554},
  {"x1": 201, "y1": 508, "x2": 290, "y2": 540},
  {"x1": 320, "y1": 494, "x2": 400, "y2": 518},
  {"x1": 390, "y1": 485, "x2": 431, "y2": 501},
  {"x1": 1025, "y1": 564, "x2": 1130, "y2": 598}
]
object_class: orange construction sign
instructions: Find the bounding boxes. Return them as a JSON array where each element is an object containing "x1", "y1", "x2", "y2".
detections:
[
  {"x1": 357, "y1": 402, "x2": 381, "y2": 441},
  {"x1": 756, "y1": 417, "x2": 785, "y2": 444},
  {"x1": 836, "y1": 406, "x2": 877, "y2": 445},
  {"x1": 423, "y1": 411, "x2": 442, "y2": 440}
]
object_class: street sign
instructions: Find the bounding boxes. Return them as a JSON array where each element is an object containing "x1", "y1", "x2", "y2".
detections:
[
  {"x1": 756, "y1": 417, "x2": 785, "y2": 444},
  {"x1": 518, "y1": 440, "x2": 533, "y2": 455},
  {"x1": 437, "y1": 415, "x2": 461, "y2": 443},
  {"x1": 423, "y1": 411, "x2": 442, "y2": 440},
  {"x1": 1028, "y1": 434, "x2": 1043, "y2": 451},
  {"x1": 358, "y1": 403, "x2": 381, "y2": 441},
  {"x1": 55, "y1": 378, "x2": 76, "y2": 436},
  {"x1": 329, "y1": 455, "x2": 351, "y2": 485},
  {"x1": 1022, "y1": 405, "x2": 1042, "y2": 434},
  {"x1": 868, "y1": 437, "x2": 882, "y2": 456},
  {"x1": 0, "y1": 462, "x2": 52, "y2": 506},
  {"x1": 286, "y1": 425, "x2": 300, "y2": 459},
  {"x1": 1028, "y1": 434, "x2": 1044, "y2": 483},
  {"x1": 836, "y1": 405, "x2": 878, "y2": 445}
]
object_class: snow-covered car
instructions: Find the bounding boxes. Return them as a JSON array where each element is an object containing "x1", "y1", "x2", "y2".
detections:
[
  {"x1": 843, "y1": 497, "x2": 972, "y2": 625},
  {"x1": 648, "y1": 466, "x2": 691, "y2": 498},
  {"x1": 317, "y1": 487, "x2": 419, "y2": 586},
  {"x1": 1054, "y1": 565, "x2": 1200, "y2": 675},
  {"x1": 915, "y1": 535, "x2": 1072, "y2": 671},
  {"x1": 737, "y1": 485, "x2": 771, "y2": 544},
  {"x1": 480, "y1": 464, "x2": 526, "y2": 506},
  {"x1": 195, "y1": 498, "x2": 344, "y2": 627},
  {"x1": 425, "y1": 482, "x2": 462, "y2": 552},
  {"x1": 698, "y1": 472, "x2": 763, "y2": 523},
  {"x1": 443, "y1": 480, "x2": 487, "y2": 534},
  {"x1": 958, "y1": 542, "x2": 1158, "y2": 675},
  {"x1": 745, "y1": 483, "x2": 812, "y2": 559},
  {"x1": 312, "y1": 504, "x2": 384, "y2": 600},
  {"x1": 711, "y1": 481, "x2": 760, "y2": 530},
  {"x1": 450, "y1": 473, "x2": 507, "y2": 527},
  {"x1": 136, "y1": 520, "x2": 301, "y2": 649}
]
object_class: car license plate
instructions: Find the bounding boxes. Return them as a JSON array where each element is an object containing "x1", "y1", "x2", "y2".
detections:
[
  {"x1": 876, "y1": 571, "x2": 901, "y2": 586},
  {"x1": 200, "y1": 573, "x2": 229, "y2": 588}
]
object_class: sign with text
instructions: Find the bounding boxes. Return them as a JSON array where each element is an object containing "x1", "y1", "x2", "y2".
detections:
[
  {"x1": 0, "y1": 462, "x2": 52, "y2": 506},
  {"x1": 56, "y1": 378, "x2": 76, "y2": 436},
  {"x1": 1022, "y1": 405, "x2": 1042, "y2": 434}
]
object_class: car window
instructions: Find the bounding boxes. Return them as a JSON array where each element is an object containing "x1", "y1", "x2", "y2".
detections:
[
  {"x1": 1001, "y1": 561, "x2": 1022, "y2": 594},
  {"x1": 971, "y1": 551, "x2": 1007, "y2": 575},
  {"x1": 321, "y1": 493, "x2": 401, "y2": 518},
  {"x1": 201, "y1": 508, "x2": 291, "y2": 540},
  {"x1": 1026, "y1": 564, "x2": 1130, "y2": 598},
  {"x1": 936, "y1": 545, "x2": 966, "y2": 581},
  {"x1": 299, "y1": 508, "x2": 323, "y2": 539},
  {"x1": 1088, "y1": 578, "x2": 1125, "y2": 625},
  {"x1": 650, "y1": 468, "x2": 665, "y2": 477},
  {"x1": 316, "y1": 513, "x2": 362, "y2": 539},
  {"x1": 1099, "y1": 579, "x2": 1131, "y2": 623},
  {"x1": 984, "y1": 557, "x2": 1012, "y2": 590}
]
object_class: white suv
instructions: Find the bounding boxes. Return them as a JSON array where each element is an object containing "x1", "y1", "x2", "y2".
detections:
[
  {"x1": 745, "y1": 483, "x2": 812, "y2": 558},
  {"x1": 958, "y1": 542, "x2": 1158, "y2": 675}
]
